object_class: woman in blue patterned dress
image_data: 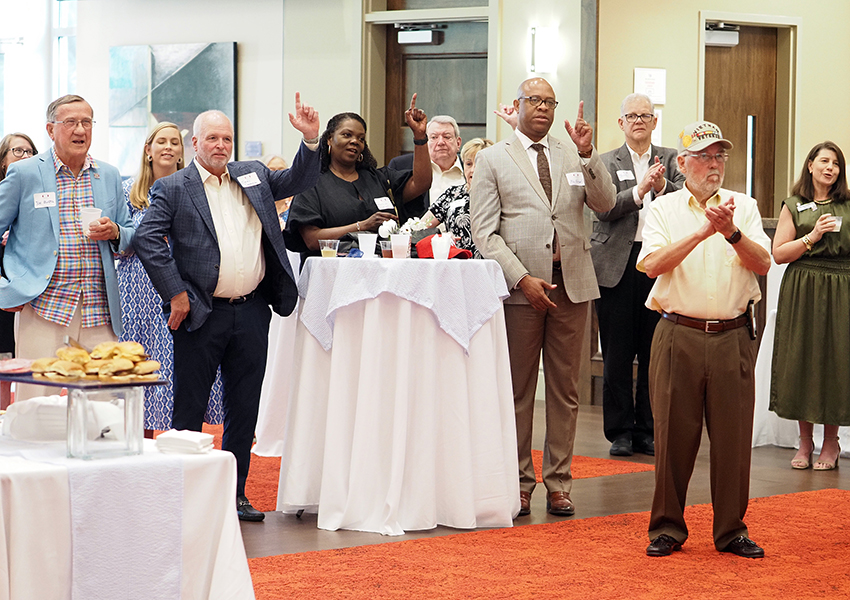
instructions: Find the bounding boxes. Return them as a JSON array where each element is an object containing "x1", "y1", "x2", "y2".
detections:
[
  {"x1": 118, "y1": 122, "x2": 224, "y2": 435},
  {"x1": 422, "y1": 138, "x2": 493, "y2": 258}
]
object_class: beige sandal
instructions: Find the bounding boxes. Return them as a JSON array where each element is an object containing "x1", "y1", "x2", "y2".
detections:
[
  {"x1": 813, "y1": 436, "x2": 841, "y2": 471},
  {"x1": 791, "y1": 436, "x2": 814, "y2": 470}
]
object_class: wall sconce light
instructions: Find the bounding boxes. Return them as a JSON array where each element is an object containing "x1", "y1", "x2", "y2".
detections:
[{"x1": 529, "y1": 26, "x2": 558, "y2": 74}]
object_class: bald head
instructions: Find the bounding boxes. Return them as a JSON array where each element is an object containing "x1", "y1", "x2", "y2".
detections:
[
  {"x1": 513, "y1": 78, "x2": 556, "y2": 141},
  {"x1": 192, "y1": 110, "x2": 234, "y2": 176}
]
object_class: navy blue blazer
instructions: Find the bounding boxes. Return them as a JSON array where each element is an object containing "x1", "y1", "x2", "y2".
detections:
[{"x1": 134, "y1": 144, "x2": 320, "y2": 331}]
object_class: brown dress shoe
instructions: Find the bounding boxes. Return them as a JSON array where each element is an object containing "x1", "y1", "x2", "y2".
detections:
[
  {"x1": 517, "y1": 491, "x2": 531, "y2": 517},
  {"x1": 546, "y1": 491, "x2": 575, "y2": 516},
  {"x1": 646, "y1": 534, "x2": 682, "y2": 556}
]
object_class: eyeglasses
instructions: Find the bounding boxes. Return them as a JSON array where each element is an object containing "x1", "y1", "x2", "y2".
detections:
[
  {"x1": 685, "y1": 151, "x2": 729, "y2": 163},
  {"x1": 519, "y1": 96, "x2": 559, "y2": 110},
  {"x1": 52, "y1": 118, "x2": 95, "y2": 130},
  {"x1": 9, "y1": 147, "x2": 35, "y2": 158},
  {"x1": 623, "y1": 113, "x2": 654, "y2": 124}
]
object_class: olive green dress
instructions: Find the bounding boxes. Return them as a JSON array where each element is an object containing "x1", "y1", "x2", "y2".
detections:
[{"x1": 770, "y1": 195, "x2": 850, "y2": 425}]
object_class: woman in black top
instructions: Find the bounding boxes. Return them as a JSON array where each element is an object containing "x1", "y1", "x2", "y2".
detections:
[{"x1": 285, "y1": 95, "x2": 431, "y2": 259}]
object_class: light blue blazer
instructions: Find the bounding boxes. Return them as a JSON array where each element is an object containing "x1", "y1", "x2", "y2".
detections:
[{"x1": 0, "y1": 151, "x2": 134, "y2": 336}]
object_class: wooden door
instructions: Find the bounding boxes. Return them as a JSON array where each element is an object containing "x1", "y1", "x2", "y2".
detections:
[
  {"x1": 704, "y1": 25, "x2": 777, "y2": 218},
  {"x1": 384, "y1": 20, "x2": 488, "y2": 161}
]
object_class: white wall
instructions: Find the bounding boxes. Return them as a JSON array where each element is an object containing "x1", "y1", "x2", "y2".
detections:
[{"x1": 75, "y1": 0, "x2": 363, "y2": 165}]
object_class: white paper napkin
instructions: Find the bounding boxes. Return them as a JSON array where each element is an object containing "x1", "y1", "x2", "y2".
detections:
[{"x1": 155, "y1": 429, "x2": 215, "y2": 454}]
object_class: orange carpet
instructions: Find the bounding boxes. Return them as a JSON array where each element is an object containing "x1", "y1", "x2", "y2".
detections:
[
  {"x1": 160, "y1": 426, "x2": 654, "y2": 512},
  {"x1": 248, "y1": 489, "x2": 850, "y2": 599}
]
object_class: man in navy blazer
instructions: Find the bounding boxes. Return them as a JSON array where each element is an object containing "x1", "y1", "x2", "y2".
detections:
[
  {"x1": 591, "y1": 93, "x2": 685, "y2": 458},
  {"x1": 135, "y1": 97, "x2": 321, "y2": 521},
  {"x1": 0, "y1": 94, "x2": 134, "y2": 400}
]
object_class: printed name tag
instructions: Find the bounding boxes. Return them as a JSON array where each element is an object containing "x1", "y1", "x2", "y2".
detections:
[
  {"x1": 34, "y1": 192, "x2": 56, "y2": 208},
  {"x1": 237, "y1": 172, "x2": 261, "y2": 187},
  {"x1": 796, "y1": 202, "x2": 816, "y2": 212},
  {"x1": 566, "y1": 172, "x2": 585, "y2": 186},
  {"x1": 374, "y1": 196, "x2": 394, "y2": 211},
  {"x1": 616, "y1": 170, "x2": 636, "y2": 182}
]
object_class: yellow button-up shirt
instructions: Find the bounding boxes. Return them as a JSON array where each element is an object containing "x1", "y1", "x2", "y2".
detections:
[{"x1": 636, "y1": 185, "x2": 770, "y2": 320}]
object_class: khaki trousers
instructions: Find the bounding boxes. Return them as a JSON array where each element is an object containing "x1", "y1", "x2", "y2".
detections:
[
  {"x1": 504, "y1": 268, "x2": 588, "y2": 494},
  {"x1": 647, "y1": 317, "x2": 757, "y2": 550}
]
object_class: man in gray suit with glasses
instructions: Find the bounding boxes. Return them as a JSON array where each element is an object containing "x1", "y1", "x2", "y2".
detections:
[
  {"x1": 471, "y1": 77, "x2": 616, "y2": 518},
  {"x1": 592, "y1": 93, "x2": 685, "y2": 458}
]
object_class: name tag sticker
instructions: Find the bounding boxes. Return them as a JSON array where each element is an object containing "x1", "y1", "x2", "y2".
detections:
[
  {"x1": 567, "y1": 172, "x2": 585, "y2": 186},
  {"x1": 616, "y1": 170, "x2": 636, "y2": 182},
  {"x1": 237, "y1": 172, "x2": 261, "y2": 187},
  {"x1": 797, "y1": 202, "x2": 816, "y2": 212},
  {"x1": 374, "y1": 196, "x2": 394, "y2": 211},
  {"x1": 34, "y1": 192, "x2": 56, "y2": 208}
]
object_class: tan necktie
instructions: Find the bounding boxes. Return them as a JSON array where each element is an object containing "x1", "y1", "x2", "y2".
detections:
[{"x1": 531, "y1": 143, "x2": 552, "y2": 203}]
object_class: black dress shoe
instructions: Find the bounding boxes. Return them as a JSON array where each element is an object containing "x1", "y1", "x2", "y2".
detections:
[
  {"x1": 646, "y1": 534, "x2": 682, "y2": 557},
  {"x1": 237, "y1": 495, "x2": 265, "y2": 522},
  {"x1": 721, "y1": 535, "x2": 764, "y2": 558},
  {"x1": 609, "y1": 436, "x2": 633, "y2": 457},
  {"x1": 633, "y1": 438, "x2": 655, "y2": 456}
]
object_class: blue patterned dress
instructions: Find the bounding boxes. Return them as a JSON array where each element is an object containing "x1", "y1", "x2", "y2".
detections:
[{"x1": 118, "y1": 179, "x2": 224, "y2": 429}]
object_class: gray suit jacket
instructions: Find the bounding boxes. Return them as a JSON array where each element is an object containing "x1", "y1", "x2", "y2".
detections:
[
  {"x1": 591, "y1": 143, "x2": 684, "y2": 288},
  {"x1": 135, "y1": 145, "x2": 320, "y2": 331},
  {"x1": 470, "y1": 132, "x2": 616, "y2": 304}
]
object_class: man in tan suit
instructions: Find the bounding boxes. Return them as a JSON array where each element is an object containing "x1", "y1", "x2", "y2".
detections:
[{"x1": 471, "y1": 78, "x2": 616, "y2": 517}]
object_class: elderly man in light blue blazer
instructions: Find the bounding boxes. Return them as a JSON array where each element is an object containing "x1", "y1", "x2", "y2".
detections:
[
  {"x1": 471, "y1": 78, "x2": 616, "y2": 518},
  {"x1": 0, "y1": 95, "x2": 133, "y2": 399}
]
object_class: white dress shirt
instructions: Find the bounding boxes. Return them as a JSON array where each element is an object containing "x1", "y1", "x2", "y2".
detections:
[{"x1": 194, "y1": 159, "x2": 265, "y2": 298}]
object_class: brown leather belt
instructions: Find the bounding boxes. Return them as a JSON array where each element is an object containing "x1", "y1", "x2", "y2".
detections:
[{"x1": 661, "y1": 311, "x2": 748, "y2": 334}]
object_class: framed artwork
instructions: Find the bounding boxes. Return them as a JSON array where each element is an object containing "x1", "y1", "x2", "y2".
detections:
[{"x1": 109, "y1": 42, "x2": 237, "y2": 177}]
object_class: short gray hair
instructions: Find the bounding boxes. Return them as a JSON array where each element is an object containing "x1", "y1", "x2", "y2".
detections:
[
  {"x1": 427, "y1": 115, "x2": 459, "y2": 138},
  {"x1": 46, "y1": 95, "x2": 91, "y2": 122},
  {"x1": 620, "y1": 93, "x2": 654, "y2": 116},
  {"x1": 193, "y1": 110, "x2": 232, "y2": 138}
]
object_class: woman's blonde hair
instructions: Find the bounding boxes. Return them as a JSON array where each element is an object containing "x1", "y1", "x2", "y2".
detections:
[
  {"x1": 460, "y1": 137, "x2": 493, "y2": 164},
  {"x1": 129, "y1": 122, "x2": 184, "y2": 209}
]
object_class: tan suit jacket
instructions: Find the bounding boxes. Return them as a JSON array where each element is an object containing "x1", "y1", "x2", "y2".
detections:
[{"x1": 470, "y1": 132, "x2": 616, "y2": 303}]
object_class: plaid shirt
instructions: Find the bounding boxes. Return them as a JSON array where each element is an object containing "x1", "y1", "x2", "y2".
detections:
[{"x1": 30, "y1": 149, "x2": 111, "y2": 328}]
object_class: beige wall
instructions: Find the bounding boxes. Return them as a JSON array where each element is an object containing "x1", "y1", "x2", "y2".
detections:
[
  {"x1": 490, "y1": 0, "x2": 582, "y2": 141},
  {"x1": 75, "y1": 0, "x2": 362, "y2": 164},
  {"x1": 597, "y1": 0, "x2": 850, "y2": 205}
]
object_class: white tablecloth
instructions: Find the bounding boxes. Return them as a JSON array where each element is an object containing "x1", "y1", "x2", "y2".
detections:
[
  {"x1": 0, "y1": 439, "x2": 254, "y2": 600},
  {"x1": 277, "y1": 258, "x2": 519, "y2": 535},
  {"x1": 752, "y1": 260, "x2": 850, "y2": 454}
]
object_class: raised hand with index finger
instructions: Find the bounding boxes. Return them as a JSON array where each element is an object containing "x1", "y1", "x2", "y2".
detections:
[
  {"x1": 288, "y1": 91, "x2": 320, "y2": 141},
  {"x1": 404, "y1": 93, "x2": 427, "y2": 138},
  {"x1": 563, "y1": 101, "x2": 593, "y2": 155}
]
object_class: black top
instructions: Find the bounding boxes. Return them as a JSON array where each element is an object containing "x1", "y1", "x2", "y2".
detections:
[{"x1": 284, "y1": 166, "x2": 412, "y2": 260}]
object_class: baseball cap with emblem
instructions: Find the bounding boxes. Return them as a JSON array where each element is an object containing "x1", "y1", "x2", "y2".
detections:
[{"x1": 677, "y1": 121, "x2": 734, "y2": 155}]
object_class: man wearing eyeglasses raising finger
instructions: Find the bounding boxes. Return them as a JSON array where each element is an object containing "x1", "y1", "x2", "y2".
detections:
[
  {"x1": 638, "y1": 121, "x2": 770, "y2": 559},
  {"x1": 0, "y1": 94, "x2": 133, "y2": 400},
  {"x1": 592, "y1": 93, "x2": 685, "y2": 459}
]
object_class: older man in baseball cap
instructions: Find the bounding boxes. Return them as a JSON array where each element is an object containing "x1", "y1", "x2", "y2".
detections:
[{"x1": 636, "y1": 120, "x2": 771, "y2": 559}]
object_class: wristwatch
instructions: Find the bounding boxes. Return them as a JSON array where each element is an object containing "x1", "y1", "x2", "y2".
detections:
[{"x1": 726, "y1": 229, "x2": 742, "y2": 244}]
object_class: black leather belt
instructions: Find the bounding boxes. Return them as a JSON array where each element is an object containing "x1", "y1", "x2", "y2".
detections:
[
  {"x1": 661, "y1": 311, "x2": 747, "y2": 333},
  {"x1": 213, "y1": 290, "x2": 257, "y2": 305}
]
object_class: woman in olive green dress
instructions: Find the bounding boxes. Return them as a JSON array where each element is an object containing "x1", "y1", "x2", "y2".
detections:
[{"x1": 770, "y1": 141, "x2": 850, "y2": 470}]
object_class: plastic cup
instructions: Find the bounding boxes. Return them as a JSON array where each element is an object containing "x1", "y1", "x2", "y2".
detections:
[
  {"x1": 833, "y1": 216, "x2": 843, "y2": 232},
  {"x1": 391, "y1": 234, "x2": 410, "y2": 259},
  {"x1": 358, "y1": 233, "x2": 378, "y2": 258},
  {"x1": 80, "y1": 207, "x2": 102, "y2": 236},
  {"x1": 380, "y1": 240, "x2": 393, "y2": 258},
  {"x1": 432, "y1": 234, "x2": 451, "y2": 260},
  {"x1": 318, "y1": 239, "x2": 339, "y2": 257}
]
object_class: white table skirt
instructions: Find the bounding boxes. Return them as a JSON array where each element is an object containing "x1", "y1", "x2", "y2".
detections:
[
  {"x1": 752, "y1": 260, "x2": 850, "y2": 454},
  {"x1": 277, "y1": 292, "x2": 520, "y2": 535},
  {"x1": 0, "y1": 441, "x2": 254, "y2": 600}
]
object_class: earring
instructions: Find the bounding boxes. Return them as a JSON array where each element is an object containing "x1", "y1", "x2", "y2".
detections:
[
  {"x1": 357, "y1": 153, "x2": 364, "y2": 162},
  {"x1": 177, "y1": 157, "x2": 182, "y2": 164},
  {"x1": 147, "y1": 155, "x2": 153, "y2": 162}
]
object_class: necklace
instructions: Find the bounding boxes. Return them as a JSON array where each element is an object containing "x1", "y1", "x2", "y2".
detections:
[
  {"x1": 330, "y1": 166, "x2": 358, "y2": 182},
  {"x1": 814, "y1": 198, "x2": 833, "y2": 205}
]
